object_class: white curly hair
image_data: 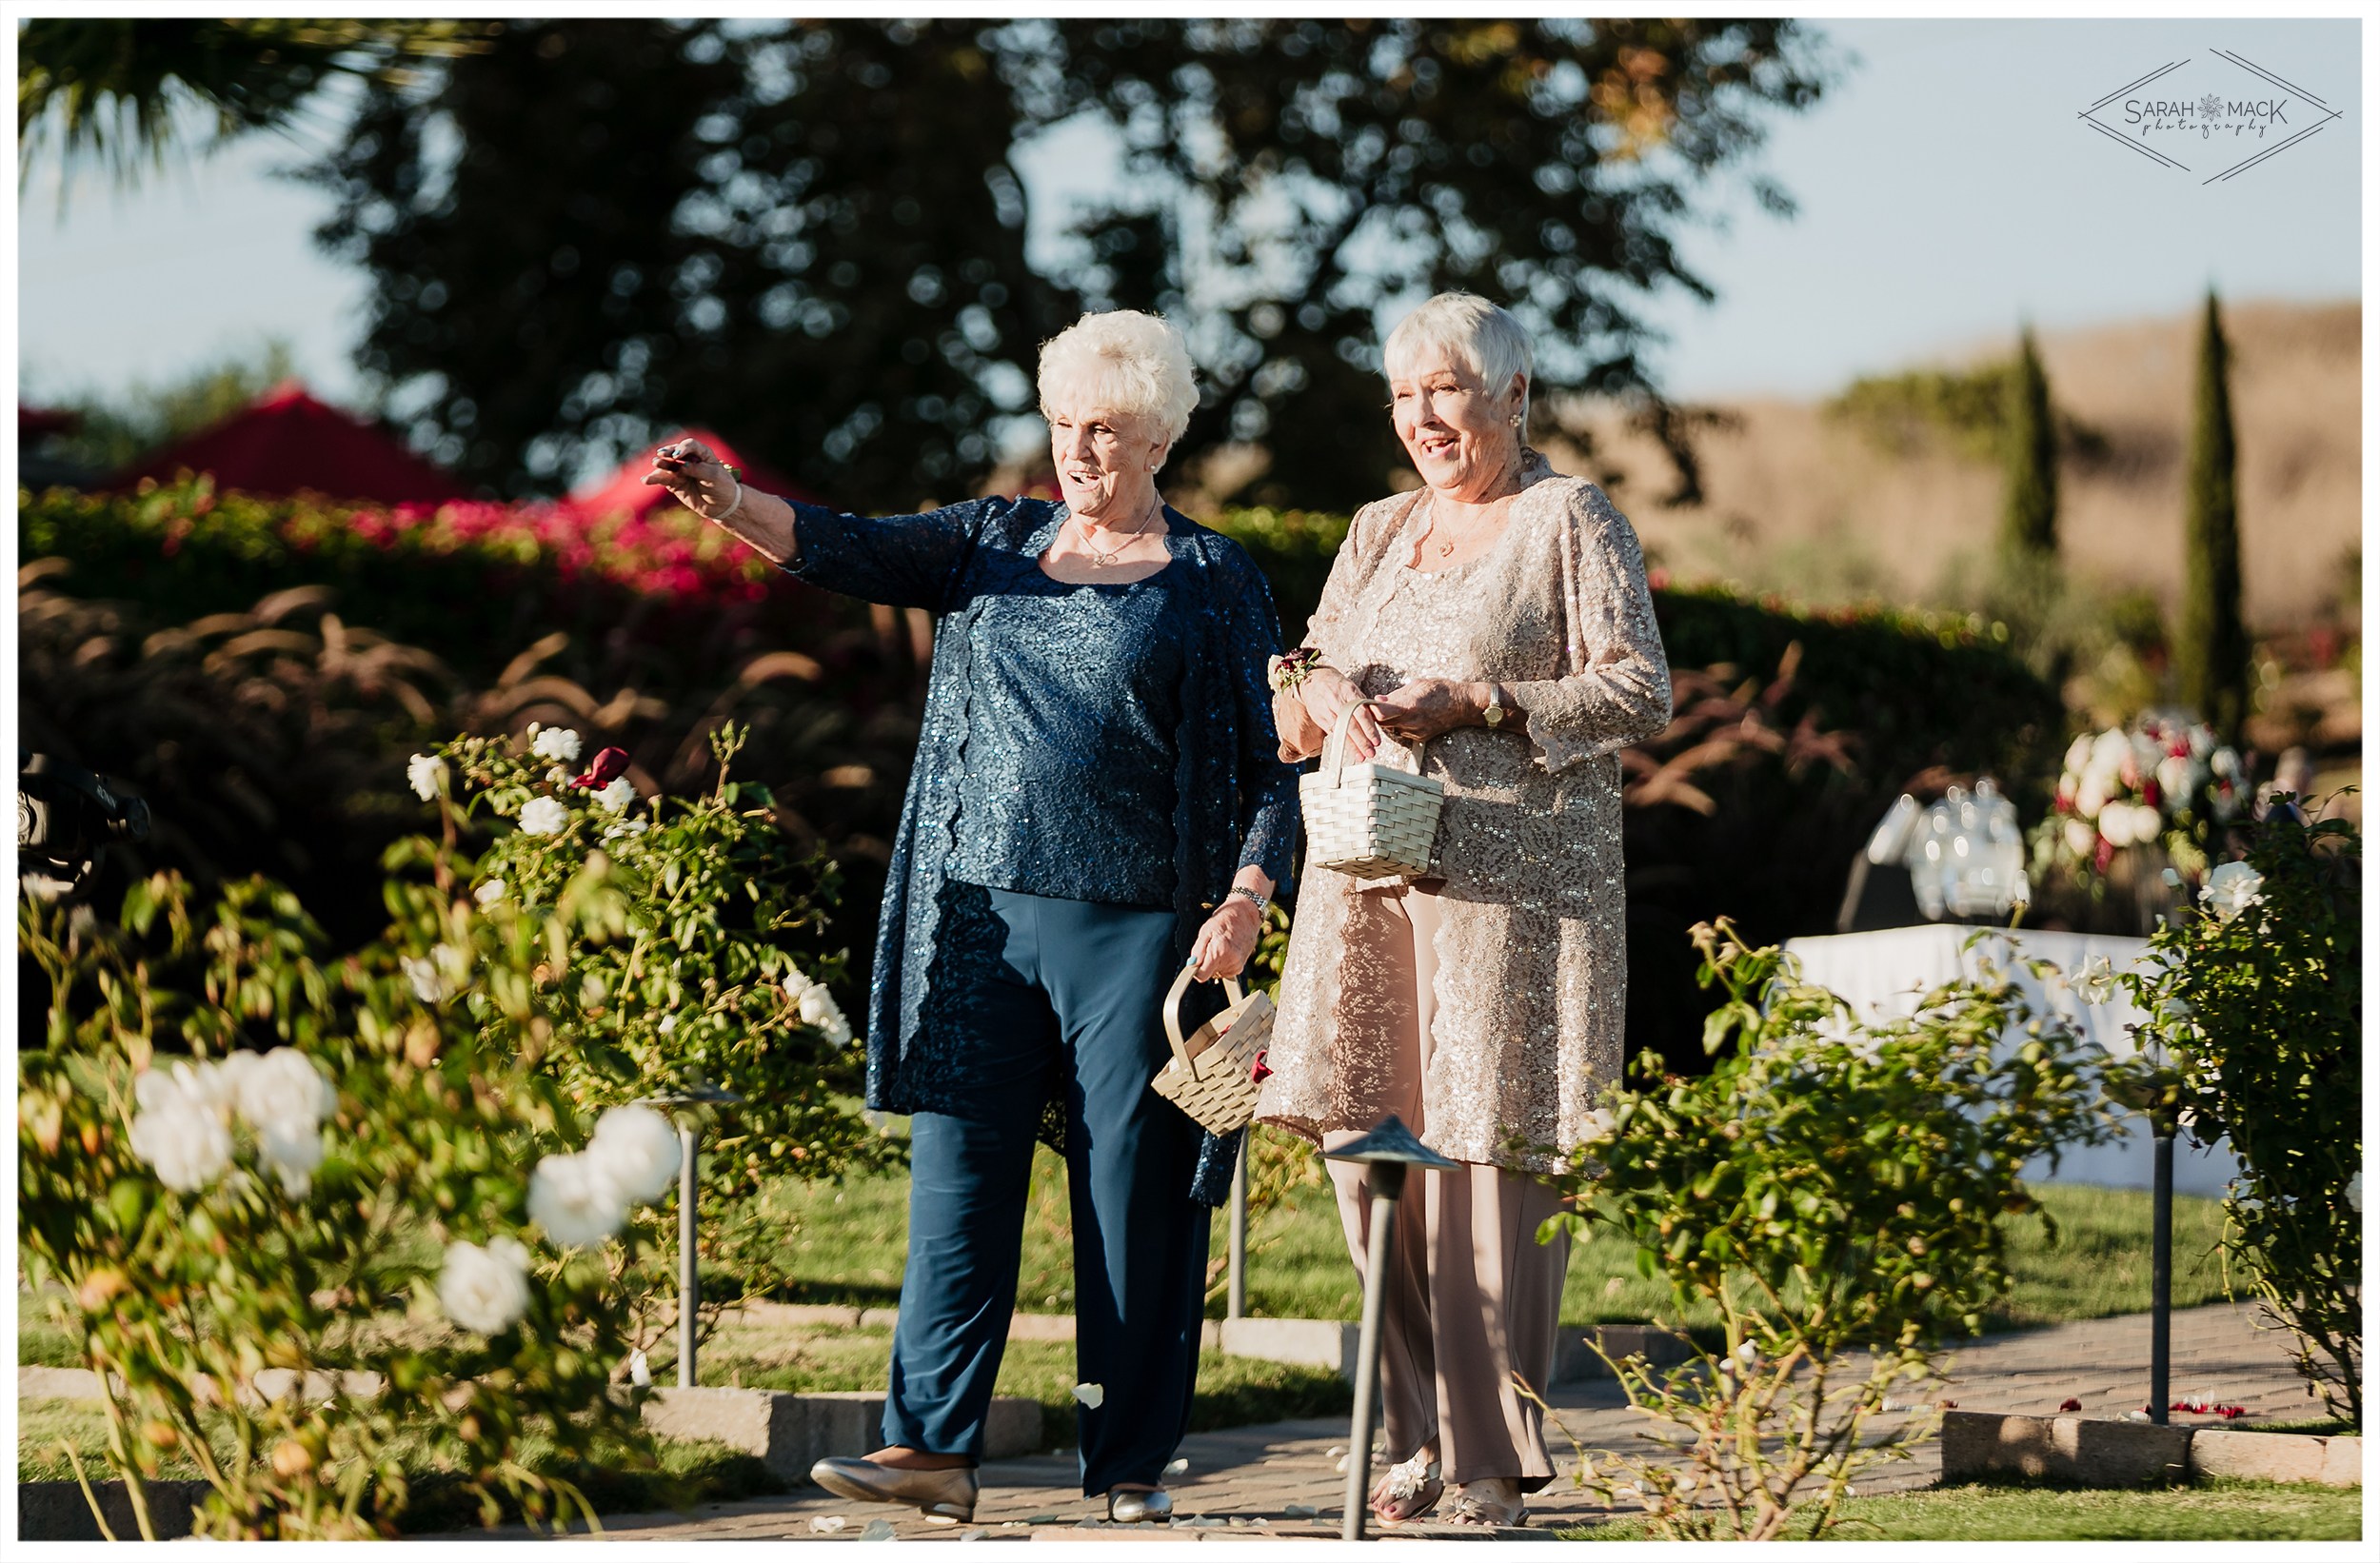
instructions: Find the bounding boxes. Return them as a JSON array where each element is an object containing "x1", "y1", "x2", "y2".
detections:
[
  {"x1": 1382, "y1": 292, "x2": 1535, "y2": 432},
  {"x1": 1037, "y1": 309, "x2": 1200, "y2": 451}
]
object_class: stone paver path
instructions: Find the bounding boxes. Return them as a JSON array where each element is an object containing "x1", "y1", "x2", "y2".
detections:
[{"x1": 414, "y1": 1301, "x2": 2320, "y2": 1542}]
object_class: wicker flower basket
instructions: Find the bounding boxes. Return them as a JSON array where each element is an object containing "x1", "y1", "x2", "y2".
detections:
[
  {"x1": 1151, "y1": 961, "x2": 1275, "y2": 1136},
  {"x1": 1299, "y1": 700, "x2": 1446, "y2": 880}
]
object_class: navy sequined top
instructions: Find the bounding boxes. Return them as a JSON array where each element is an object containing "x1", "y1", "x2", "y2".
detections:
[
  {"x1": 946, "y1": 548, "x2": 1192, "y2": 909},
  {"x1": 782, "y1": 496, "x2": 1299, "y2": 1206}
]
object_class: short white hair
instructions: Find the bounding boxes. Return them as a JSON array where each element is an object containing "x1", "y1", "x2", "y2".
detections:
[
  {"x1": 1382, "y1": 292, "x2": 1534, "y2": 431},
  {"x1": 1038, "y1": 309, "x2": 1200, "y2": 447}
]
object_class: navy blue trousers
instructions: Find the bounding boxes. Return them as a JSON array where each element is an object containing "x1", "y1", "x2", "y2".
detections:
[{"x1": 884, "y1": 886, "x2": 1211, "y2": 1494}]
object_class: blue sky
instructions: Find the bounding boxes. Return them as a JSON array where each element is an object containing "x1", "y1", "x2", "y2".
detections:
[{"x1": 14, "y1": 16, "x2": 2361, "y2": 425}]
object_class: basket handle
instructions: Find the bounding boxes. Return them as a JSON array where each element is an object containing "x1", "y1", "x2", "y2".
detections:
[
  {"x1": 1162, "y1": 960, "x2": 1247, "y2": 1078},
  {"x1": 1318, "y1": 696, "x2": 1425, "y2": 788}
]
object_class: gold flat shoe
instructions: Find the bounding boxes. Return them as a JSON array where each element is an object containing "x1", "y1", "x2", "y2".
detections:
[
  {"x1": 809, "y1": 1454, "x2": 979, "y2": 1520},
  {"x1": 1107, "y1": 1487, "x2": 1173, "y2": 1523}
]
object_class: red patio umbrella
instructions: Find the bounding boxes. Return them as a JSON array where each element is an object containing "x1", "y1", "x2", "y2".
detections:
[
  {"x1": 114, "y1": 381, "x2": 470, "y2": 506},
  {"x1": 559, "y1": 429, "x2": 814, "y2": 522}
]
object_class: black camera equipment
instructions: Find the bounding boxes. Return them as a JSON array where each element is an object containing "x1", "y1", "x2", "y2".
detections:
[{"x1": 18, "y1": 751, "x2": 151, "y2": 900}]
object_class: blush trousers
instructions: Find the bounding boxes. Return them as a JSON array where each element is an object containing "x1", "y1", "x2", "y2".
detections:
[{"x1": 1322, "y1": 881, "x2": 1572, "y2": 1490}]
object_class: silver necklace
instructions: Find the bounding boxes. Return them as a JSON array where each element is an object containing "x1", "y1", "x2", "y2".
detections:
[{"x1": 1075, "y1": 491, "x2": 1161, "y2": 567}]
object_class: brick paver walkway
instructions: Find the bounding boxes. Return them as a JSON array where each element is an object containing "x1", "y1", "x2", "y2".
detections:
[{"x1": 425, "y1": 1301, "x2": 2318, "y2": 1542}]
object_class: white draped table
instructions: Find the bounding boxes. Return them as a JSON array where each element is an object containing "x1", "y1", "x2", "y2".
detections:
[{"x1": 1779, "y1": 924, "x2": 2242, "y2": 1198}]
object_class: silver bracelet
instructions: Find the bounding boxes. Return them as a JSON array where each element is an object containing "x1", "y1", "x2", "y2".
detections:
[{"x1": 1228, "y1": 886, "x2": 1270, "y2": 917}]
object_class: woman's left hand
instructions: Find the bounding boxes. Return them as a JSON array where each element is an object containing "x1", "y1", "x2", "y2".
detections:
[
  {"x1": 1190, "y1": 898, "x2": 1263, "y2": 981},
  {"x1": 1371, "y1": 678, "x2": 1486, "y2": 744}
]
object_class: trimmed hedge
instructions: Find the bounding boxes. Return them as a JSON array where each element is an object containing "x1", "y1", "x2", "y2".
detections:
[{"x1": 23, "y1": 485, "x2": 2063, "y2": 1070}]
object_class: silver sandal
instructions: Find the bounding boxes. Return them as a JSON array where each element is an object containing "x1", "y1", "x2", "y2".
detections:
[{"x1": 1370, "y1": 1454, "x2": 1443, "y2": 1525}]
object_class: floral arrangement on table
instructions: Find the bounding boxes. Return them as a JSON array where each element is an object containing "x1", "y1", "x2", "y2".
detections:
[{"x1": 2032, "y1": 713, "x2": 2245, "y2": 886}]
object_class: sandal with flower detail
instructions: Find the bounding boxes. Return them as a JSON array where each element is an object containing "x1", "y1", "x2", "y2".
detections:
[
  {"x1": 1440, "y1": 1479, "x2": 1527, "y2": 1529},
  {"x1": 1368, "y1": 1454, "x2": 1443, "y2": 1525}
]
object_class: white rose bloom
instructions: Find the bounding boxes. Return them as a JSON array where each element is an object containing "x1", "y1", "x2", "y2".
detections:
[
  {"x1": 518, "y1": 797, "x2": 569, "y2": 836},
  {"x1": 589, "y1": 1105, "x2": 684, "y2": 1204},
  {"x1": 439, "y1": 1237, "x2": 532, "y2": 1335},
  {"x1": 2191, "y1": 726, "x2": 2217, "y2": 760},
  {"x1": 407, "y1": 753, "x2": 447, "y2": 801},
  {"x1": 2130, "y1": 802, "x2": 2166, "y2": 843},
  {"x1": 402, "y1": 955, "x2": 446, "y2": 1004},
  {"x1": 2201, "y1": 861, "x2": 2264, "y2": 920},
  {"x1": 2156, "y1": 755, "x2": 2194, "y2": 804},
  {"x1": 236, "y1": 1048, "x2": 338, "y2": 1139},
  {"x1": 2072, "y1": 955, "x2": 2121, "y2": 1006},
  {"x1": 532, "y1": 727, "x2": 584, "y2": 763},
  {"x1": 129, "y1": 1103, "x2": 233, "y2": 1192},
  {"x1": 1578, "y1": 1106, "x2": 1619, "y2": 1144},
  {"x1": 2211, "y1": 746, "x2": 2242, "y2": 780},
  {"x1": 169, "y1": 1057, "x2": 240, "y2": 1117},
  {"x1": 796, "y1": 980, "x2": 854, "y2": 1046},
  {"x1": 2063, "y1": 818, "x2": 2098, "y2": 858},
  {"x1": 2091, "y1": 729, "x2": 2132, "y2": 776},
  {"x1": 475, "y1": 880, "x2": 506, "y2": 907},
  {"x1": 595, "y1": 777, "x2": 637, "y2": 814},
  {"x1": 2074, "y1": 771, "x2": 2111, "y2": 819},
  {"x1": 2063, "y1": 735, "x2": 2093, "y2": 776},
  {"x1": 528, "y1": 1152, "x2": 627, "y2": 1247},
  {"x1": 259, "y1": 1123, "x2": 327, "y2": 1197},
  {"x1": 2099, "y1": 804, "x2": 2137, "y2": 848}
]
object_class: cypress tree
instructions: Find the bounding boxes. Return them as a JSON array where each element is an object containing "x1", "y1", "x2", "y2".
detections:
[
  {"x1": 1999, "y1": 325, "x2": 2059, "y2": 557},
  {"x1": 2178, "y1": 291, "x2": 2249, "y2": 742}
]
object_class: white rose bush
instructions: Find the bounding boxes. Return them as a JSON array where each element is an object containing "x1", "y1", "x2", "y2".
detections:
[
  {"x1": 20, "y1": 850, "x2": 657, "y2": 1539},
  {"x1": 1538, "y1": 920, "x2": 2128, "y2": 1540},
  {"x1": 418, "y1": 720, "x2": 887, "y2": 1356},
  {"x1": 2119, "y1": 802, "x2": 2362, "y2": 1424}
]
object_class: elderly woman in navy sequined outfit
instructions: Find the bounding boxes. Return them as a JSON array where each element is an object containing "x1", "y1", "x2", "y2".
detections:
[{"x1": 647, "y1": 311, "x2": 1298, "y2": 1526}]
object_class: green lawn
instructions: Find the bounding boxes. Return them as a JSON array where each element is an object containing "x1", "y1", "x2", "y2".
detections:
[
  {"x1": 22, "y1": 1165, "x2": 2231, "y2": 1382},
  {"x1": 758, "y1": 1144, "x2": 2234, "y2": 1335},
  {"x1": 1559, "y1": 1479, "x2": 2362, "y2": 1542}
]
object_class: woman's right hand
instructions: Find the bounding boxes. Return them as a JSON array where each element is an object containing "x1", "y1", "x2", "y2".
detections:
[
  {"x1": 1299, "y1": 668, "x2": 1383, "y2": 763},
  {"x1": 643, "y1": 437, "x2": 739, "y2": 523}
]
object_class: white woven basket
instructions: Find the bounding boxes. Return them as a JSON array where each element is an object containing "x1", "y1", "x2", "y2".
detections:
[
  {"x1": 1150, "y1": 962, "x2": 1275, "y2": 1136},
  {"x1": 1299, "y1": 700, "x2": 1446, "y2": 880}
]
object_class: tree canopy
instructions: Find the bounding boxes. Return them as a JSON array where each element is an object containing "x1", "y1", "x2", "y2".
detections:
[{"x1": 295, "y1": 17, "x2": 1832, "y2": 509}]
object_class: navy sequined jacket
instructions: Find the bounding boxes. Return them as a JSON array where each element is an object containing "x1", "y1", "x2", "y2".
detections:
[{"x1": 783, "y1": 496, "x2": 1299, "y2": 1206}]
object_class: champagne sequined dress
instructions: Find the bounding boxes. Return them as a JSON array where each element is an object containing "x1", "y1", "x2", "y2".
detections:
[{"x1": 1258, "y1": 458, "x2": 1673, "y2": 1170}]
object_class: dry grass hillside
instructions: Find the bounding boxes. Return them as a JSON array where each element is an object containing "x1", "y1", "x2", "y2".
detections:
[{"x1": 1556, "y1": 299, "x2": 2361, "y2": 633}]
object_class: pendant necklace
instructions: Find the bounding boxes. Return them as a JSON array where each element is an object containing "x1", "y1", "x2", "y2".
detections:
[{"x1": 1078, "y1": 492, "x2": 1161, "y2": 567}]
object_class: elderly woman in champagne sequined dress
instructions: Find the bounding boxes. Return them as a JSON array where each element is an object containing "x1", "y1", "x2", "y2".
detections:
[
  {"x1": 649, "y1": 310, "x2": 1298, "y2": 1527},
  {"x1": 1257, "y1": 293, "x2": 1673, "y2": 1529}
]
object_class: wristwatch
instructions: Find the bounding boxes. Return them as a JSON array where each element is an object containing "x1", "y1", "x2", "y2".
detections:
[
  {"x1": 1228, "y1": 886, "x2": 1271, "y2": 917},
  {"x1": 1481, "y1": 683, "x2": 1507, "y2": 728}
]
